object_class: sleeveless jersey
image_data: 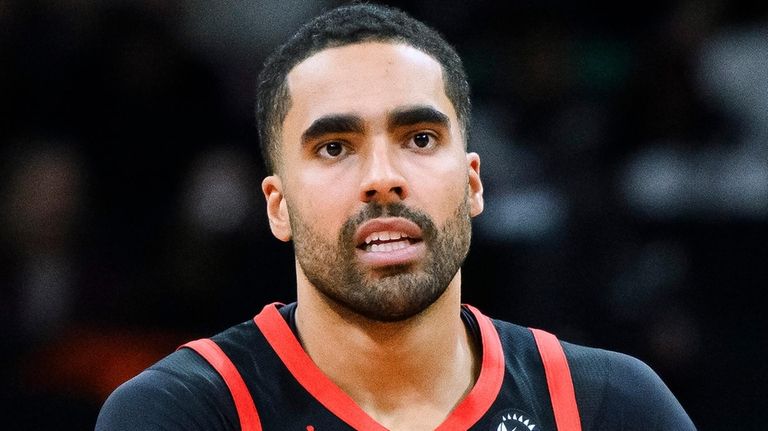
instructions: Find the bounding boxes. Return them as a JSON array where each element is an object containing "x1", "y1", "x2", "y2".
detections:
[{"x1": 96, "y1": 302, "x2": 696, "y2": 430}]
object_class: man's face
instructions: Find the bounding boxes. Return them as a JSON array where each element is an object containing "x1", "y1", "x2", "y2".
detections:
[{"x1": 263, "y1": 42, "x2": 483, "y2": 322}]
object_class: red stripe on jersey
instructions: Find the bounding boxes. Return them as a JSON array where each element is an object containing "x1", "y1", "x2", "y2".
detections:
[
  {"x1": 435, "y1": 304, "x2": 505, "y2": 430},
  {"x1": 255, "y1": 303, "x2": 388, "y2": 430},
  {"x1": 530, "y1": 328, "x2": 582, "y2": 431},
  {"x1": 254, "y1": 302, "x2": 504, "y2": 430},
  {"x1": 180, "y1": 338, "x2": 263, "y2": 431}
]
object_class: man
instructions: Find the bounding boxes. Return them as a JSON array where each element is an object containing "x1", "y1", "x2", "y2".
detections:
[{"x1": 97, "y1": 4, "x2": 696, "y2": 430}]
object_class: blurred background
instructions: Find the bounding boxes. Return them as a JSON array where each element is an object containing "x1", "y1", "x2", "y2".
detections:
[{"x1": 1, "y1": 0, "x2": 766, "y2": 428}]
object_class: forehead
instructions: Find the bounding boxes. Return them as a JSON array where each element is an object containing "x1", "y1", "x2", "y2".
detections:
[{"x1": 283, "y1": 42, "x2": 457, "y2": 134}]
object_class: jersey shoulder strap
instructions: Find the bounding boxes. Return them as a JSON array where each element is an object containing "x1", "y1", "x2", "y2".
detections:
[
  {"x1": 180, "y1": 338, "x2": 263, "y2": 431},
  {"x1": 178, "y1": 327, "x2": 577, "y2": 431},
  {"x1": 529, "y1": 328, "x2": 582, "y2": 431}
]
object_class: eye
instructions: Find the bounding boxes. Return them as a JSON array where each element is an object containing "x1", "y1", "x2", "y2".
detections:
[
  {"x1": 317, "y1": 141, "x2": 347, "y2": 159},
  {"x1": 407, "y1": 132, "x2": 437, "y2": 150}
]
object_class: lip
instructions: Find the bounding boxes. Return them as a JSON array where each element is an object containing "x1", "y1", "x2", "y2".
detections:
[
  {"x1": 354, "y1": 217, "x2": 425, "y2": 268},
  {"x1": 354, "y1": 217, "x2": 423, "y2": 246}
]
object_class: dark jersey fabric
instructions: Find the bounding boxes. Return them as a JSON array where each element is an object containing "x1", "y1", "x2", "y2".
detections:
[{"x1": 96, "y1": 303, "x2": 695, "y2": 430}]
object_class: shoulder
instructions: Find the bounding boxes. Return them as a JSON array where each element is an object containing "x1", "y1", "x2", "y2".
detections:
[
  {"x1": 561, "y1": 340, "x2": 696, "y2": 430},
  {"x1": 480, "y1": 313, "x2": 695, "y2": 430},
  {"x1": 95, "y1": 321, "x2": 260, "y2": 431}
]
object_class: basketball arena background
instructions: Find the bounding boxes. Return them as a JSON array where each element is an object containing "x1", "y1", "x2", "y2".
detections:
[{"x1": 1, "y1": 1, "x2": 766, "y2": 429}]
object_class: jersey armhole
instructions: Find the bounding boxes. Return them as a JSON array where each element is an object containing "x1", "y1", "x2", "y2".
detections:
[{"x1": 180, "y1": 339, "x2": 263, "y2": 431}]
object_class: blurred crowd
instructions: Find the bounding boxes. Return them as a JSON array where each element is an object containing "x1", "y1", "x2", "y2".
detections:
[{"x1": 1, "y1": 0, "x2": 766, "y2": 429}]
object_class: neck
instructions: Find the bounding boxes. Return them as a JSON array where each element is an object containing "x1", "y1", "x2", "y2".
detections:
[{"x1": 294, "y1": 265, "x2": 479, "y2": 429}]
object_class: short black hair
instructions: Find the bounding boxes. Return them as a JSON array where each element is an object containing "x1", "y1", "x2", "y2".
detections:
[{"x1": 255, "y1": 3, "x2": 471, "y2": 174}]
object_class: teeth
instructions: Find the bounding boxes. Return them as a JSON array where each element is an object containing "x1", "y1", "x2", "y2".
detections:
[
  {"x1": 364, "y1": 231, "x2": 409, "y2": 245},
  {"x1": 366, "y1": 239, "x2": 410, "y2": 252}
]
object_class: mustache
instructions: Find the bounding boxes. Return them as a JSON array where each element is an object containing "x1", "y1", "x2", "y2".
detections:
[{"x1": 339, "y1": 202, "x2": 437, "y2": 245}]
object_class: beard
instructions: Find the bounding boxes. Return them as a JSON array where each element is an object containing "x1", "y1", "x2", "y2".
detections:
[{"x1": 289, "y1": 195, "x2": 472, "y2": 322}]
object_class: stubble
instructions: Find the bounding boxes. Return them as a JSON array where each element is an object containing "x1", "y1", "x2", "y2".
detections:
[{"x1": 290, "y1": 196, "x2": 472, "y2": 322}]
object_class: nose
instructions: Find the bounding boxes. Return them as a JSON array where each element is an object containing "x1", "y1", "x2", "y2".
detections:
[{"x1": 359, "y1": 142, "x2": 409, "y2": 204}]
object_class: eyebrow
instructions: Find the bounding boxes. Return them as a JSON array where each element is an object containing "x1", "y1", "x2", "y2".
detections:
[
  {"x1": 300, "y1": 105, "x2": 451, "y2": 144},
  {"x1": 387, "y1": 105, "x2": 450, "y2": 132},
  {"x1": 301, "y1": 114, "x2": 365, "y2": 143}
]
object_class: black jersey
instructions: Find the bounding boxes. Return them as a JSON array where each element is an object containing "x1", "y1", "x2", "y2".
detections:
[{"x1": 96, "y1": 303, "x2": 695, "y2": 430}]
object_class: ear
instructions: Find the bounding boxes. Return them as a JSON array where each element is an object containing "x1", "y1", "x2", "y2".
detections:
[
  {"x1": 262, "y1": 175, "x2": 292, "y2": 242},
  {"x1": 466, "y1": 152, "x2": 484, "y2": 217}
]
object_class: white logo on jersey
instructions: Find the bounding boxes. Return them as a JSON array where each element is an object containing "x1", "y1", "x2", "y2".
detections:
[{"x1": 496, "y1": 411, "x2": 537, "y2": 431}]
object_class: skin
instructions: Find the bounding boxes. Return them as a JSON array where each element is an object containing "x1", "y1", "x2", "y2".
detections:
[{"x1": 262, "y1": 42, "x2": 484, "y2": 430}]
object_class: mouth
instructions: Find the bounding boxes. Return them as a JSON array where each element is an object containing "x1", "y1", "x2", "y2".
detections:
[
  {"x1": 353, "y1": 218, "x2": 426, "y2": 267},
  {"x1": 358, "y1": 230, "x2": 422, "y2": 252}
]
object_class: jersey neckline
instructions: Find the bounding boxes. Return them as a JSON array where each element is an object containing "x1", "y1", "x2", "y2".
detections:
[{"x1": 253, "y1": 302, "x2": 504, "y2": 430}]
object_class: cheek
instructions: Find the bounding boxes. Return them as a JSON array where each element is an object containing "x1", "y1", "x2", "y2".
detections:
[
  {"x1": 288, "y1": 168, "x2": 358, "y2": 236},
  {"x1": 405, "y1": 155, "x2": 467, "y2": 221}
]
